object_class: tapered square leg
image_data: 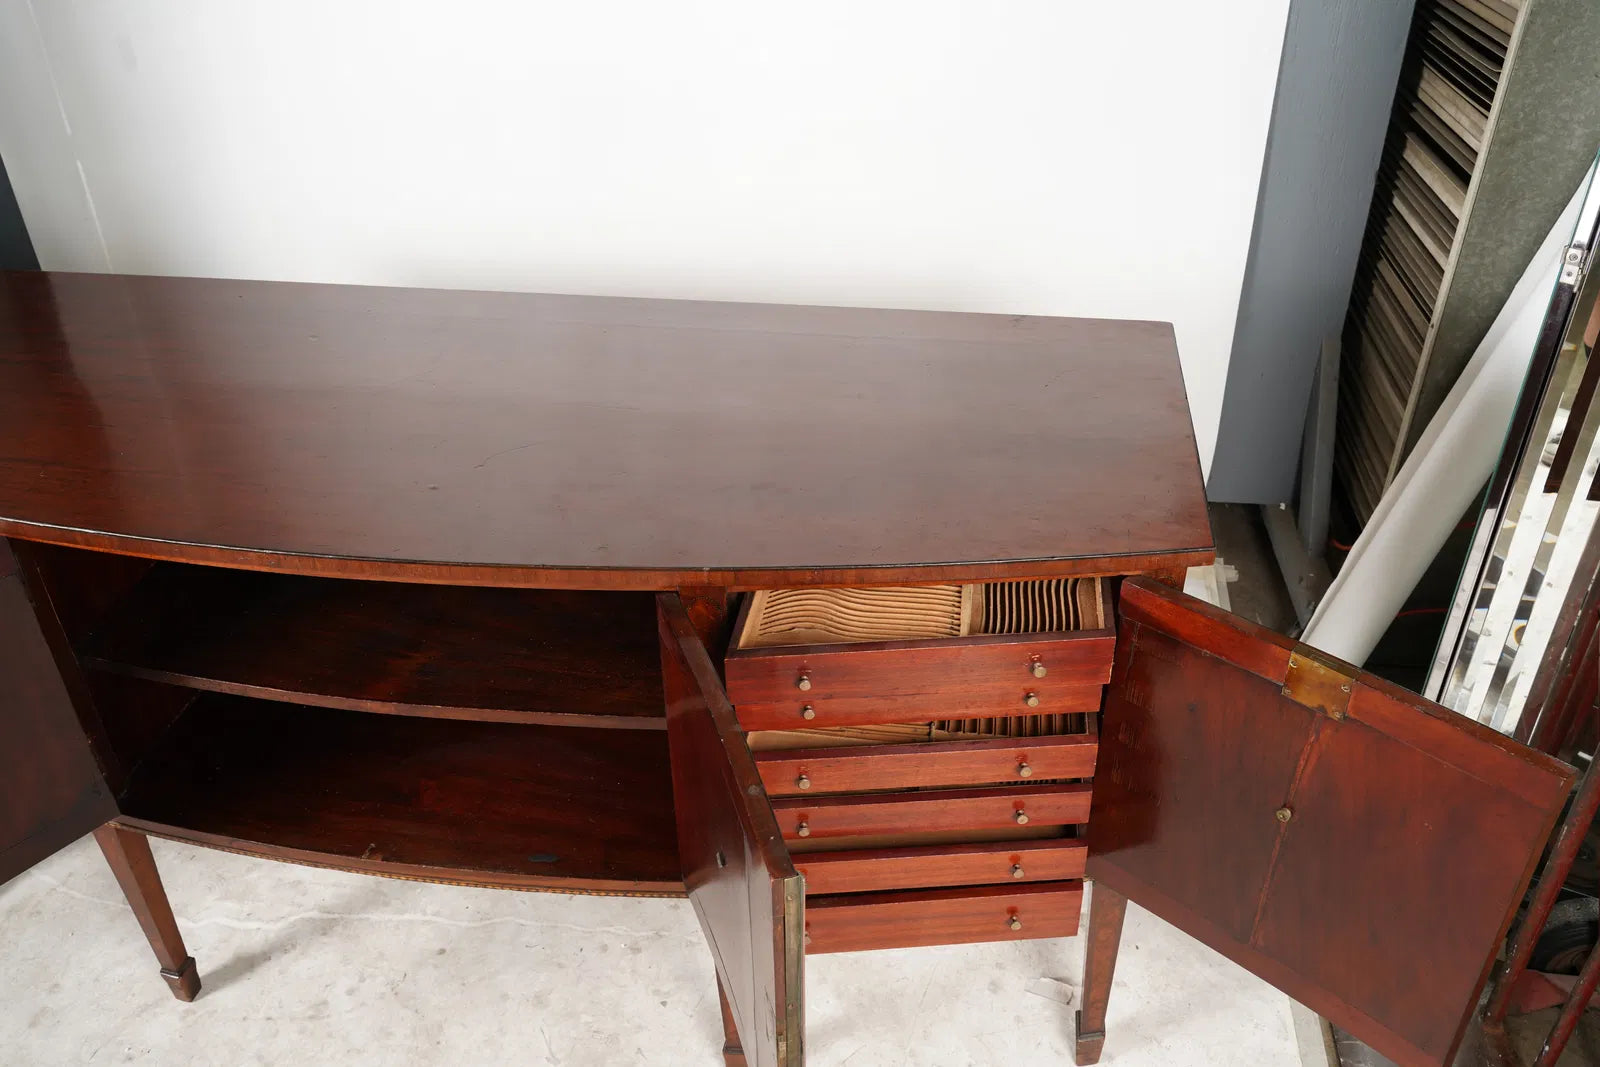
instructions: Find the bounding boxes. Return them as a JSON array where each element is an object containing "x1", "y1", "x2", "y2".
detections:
[
  {"x1": 160, "y1": 956, "x2": 202, "y2": 1001},
  {"x1": 93, "y1": 824, "x2": 201, "y2": 1002},
  {"x1": 717, "y1": 974, "x2": 748, "y2": 1067},
  {"x1": 1075, "y1": 881, "x2": 1127, "y2": 1065}
]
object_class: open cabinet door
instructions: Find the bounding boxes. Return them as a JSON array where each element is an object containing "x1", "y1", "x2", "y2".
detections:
[
  {"x1": 658, "y1": 594, "x2": 805, "y2": 1067},
  {"x1": 0, "y1": 539, "x2": 116, "y2": 884},
  {"x1": 1088, "y1": 578, "x2": 1575, "y2": 1067}
]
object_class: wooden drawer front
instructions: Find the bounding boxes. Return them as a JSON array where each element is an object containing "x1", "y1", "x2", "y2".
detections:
[
  {"x1": 772, "y1": 783, "x2": 1090, "y2": 841},
  {"x1": 804, "y1": 882, "x2": 1083, "y2": 954},
  {"x1": 732, "y1": 684, "x2": 1103, "y2": 731},
  {"x1": 724, "y1": 629, "x2": 1114, "y2": 712},
  {"x1": 796, "y1": 839, "x2": 1086, "y2": 895},
  {"x1": 756, "y1": 734, "x2": 1098, "y2": 797}
]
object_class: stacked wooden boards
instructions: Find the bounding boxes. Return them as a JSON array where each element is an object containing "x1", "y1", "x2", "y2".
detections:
[{"x1": 1335, "y1": 0, "x2": 1600, "y2": 524}]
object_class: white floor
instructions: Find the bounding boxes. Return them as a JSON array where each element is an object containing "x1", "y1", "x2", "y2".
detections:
[{"x1": 0, "y1": 835, "x2": 1303, "y2": 1067}]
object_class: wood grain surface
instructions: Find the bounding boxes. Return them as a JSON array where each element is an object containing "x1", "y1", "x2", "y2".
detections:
[
  {"x1": 804, "y1": 882, "x2": 1082, "y2": 954},
  {"x1": 1089, "y1": 578, "x2": 1576, "y2": 1067},
  {"x1": 725, "y1": 629, "x2": 1115, "y2": 705},
  {"x1": 773, "y1": 783, "x2": 1091, "y2": 840},
  {"x1": 755, "y1": 734, "x2": 1098, "y2": 796},
  {"x1": 731, "y1": 684, "x2": 1105, "y2": 732},
  {"x1": 0, "y1": 538, "x2": 116, "y2": 884},
  {"x1": 0, "y1": 272, "x2": 1211, "y2": 587},
  {"x1": 659, "y1": 594, "x2": 803, "y2": 1067},
  {"x1": 795, "y1": 838, "x2": 1085, "y2": 895}
]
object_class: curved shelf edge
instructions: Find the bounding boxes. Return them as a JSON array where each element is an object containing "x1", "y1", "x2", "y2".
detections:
[
  {"x1": 115, "y1": 818, "x2": 687, "y2": 898},
  {"x1": 76, "y1": 563, "x2": 668, "y2": 730},
  {"x1": 83, "y1": 661, "x2": 668, "y2": 731}
]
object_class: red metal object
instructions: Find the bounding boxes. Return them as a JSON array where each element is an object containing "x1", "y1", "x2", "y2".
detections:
[
  {"x1": 1485, "y1": 753, "x2": 1600, "y2": 1026},
  {"x1": 1536, "y1": 926, "x2": 1600, "y2": 1066},
  {"x1": 1482, "y1": 636, "x2": 1600, "y2": 1066}
]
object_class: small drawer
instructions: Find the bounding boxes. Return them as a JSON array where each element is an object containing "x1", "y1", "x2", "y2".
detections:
[
  {"x1": 756, "y1": 734, "x2": 1099, "y2": 796},
  {"x1": 732, "y1": 682, "x2": 1105, "y2": 731},
  {"x1": 803, "y1": 881, "x2": 1083, "y2": 954},
  {"x1": 795, "y1": 838, "x2": 1086, "y2": 895},
  {"x1": 725, "y1": 631, "x2": 1114, "y2": 729},
  {"x1": 725, "y1": 577, "x2": 1114, "y2": 732},
  {"x1": 772, "y1": 782, "x2": 1090, "y2": 841}
]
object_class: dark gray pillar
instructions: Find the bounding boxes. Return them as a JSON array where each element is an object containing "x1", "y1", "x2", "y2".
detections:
[
  {"x1": 0, "y1": 155, "x2": 38, "y2": 271},
  {"x1": 1206, "y1": 0, "x2": 1415, "y2": 503}
]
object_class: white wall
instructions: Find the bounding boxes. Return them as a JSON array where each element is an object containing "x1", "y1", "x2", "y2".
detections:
[{"x1": 0, "y1": 1, "x2": 1288, "y2": 477}]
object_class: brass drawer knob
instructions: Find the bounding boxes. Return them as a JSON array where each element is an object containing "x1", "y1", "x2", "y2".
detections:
[
  {"x1": 1017, "y1": 761, "x2": 1033, "y2": 778},
  {"x1": 800, "y1": 705, "x2": 816, "y2": 720},
  {"x1": 796, "y1": 821, "x2": 811, "y2": 837},
  {"x1": 1011, "y1": 864, "x2": 1025, "y2": 879},
  {"x1": 796, "y1": 775, "x2": 812, "y2": 791},
  {"x1": 1007, "y1": 915, "x2": 1023, "y2": 931},
  {"x1": 1276, "y1": 806, "x2": 1293, "y2": 824},
  {"x1": 1024, "y1": 692, "x2": 1041, "y2": 708},
  {"x1": 796, "y1": 673, "x2": 812, "y2": 691},
  {"x1": 1014, "y1": 810, "x2": 1029, "y2": 825},
  {"x1": 1030, "y1": 661, "x2": 1047, "y2": 678}
]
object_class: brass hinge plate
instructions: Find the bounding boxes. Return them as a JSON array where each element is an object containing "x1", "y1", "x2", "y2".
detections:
[{"x1": 1282, "y1": 651, "x2": 1352, "y2": 719}]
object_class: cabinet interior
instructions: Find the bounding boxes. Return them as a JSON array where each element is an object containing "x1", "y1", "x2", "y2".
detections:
[
  {"x1": 21, "y1": 541, "x2": 1127, "y2": 896},
  {"x1": 23, "y1": 542, "x2": 680, "y2": 894}
]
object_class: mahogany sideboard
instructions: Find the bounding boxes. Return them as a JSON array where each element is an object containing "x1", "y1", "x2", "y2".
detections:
[{"x1": 0, "y1": 271, "x2": 1576, "y2": 1067}]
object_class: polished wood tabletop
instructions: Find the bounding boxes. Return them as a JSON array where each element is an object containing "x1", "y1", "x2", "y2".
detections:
[{"x1": 0, "y1": 272, "x2": 1210, "y2": 587}]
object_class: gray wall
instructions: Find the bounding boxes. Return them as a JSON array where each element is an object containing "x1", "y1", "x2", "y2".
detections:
[{"x1": 1206, "y1": 0, "x2": 1415, "y2": 504}]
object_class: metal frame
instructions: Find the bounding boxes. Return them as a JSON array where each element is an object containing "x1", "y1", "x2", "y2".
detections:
[{"x1": 1427, "y1": 168, "x2": 1600, "y2": 733}]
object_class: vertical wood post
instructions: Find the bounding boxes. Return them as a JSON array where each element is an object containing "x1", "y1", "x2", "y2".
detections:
[
  {"x1": 717, "y1": 973, "x2": 748, "y2": 1067},
  {"x1": 1075, "y1": 881, "x2": 1128, "y2": 1065},
  {"x1": 93, "y1": 824, "x2": 200, "y2": 1001}
]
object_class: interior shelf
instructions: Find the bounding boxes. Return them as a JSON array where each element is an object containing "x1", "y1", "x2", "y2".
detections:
[
  {"x1": 115, "y1": 695, "x2": 683, "y2": 895},
  {"x1": 81, "y1": 564, "x2": 666, "y2": 729}
]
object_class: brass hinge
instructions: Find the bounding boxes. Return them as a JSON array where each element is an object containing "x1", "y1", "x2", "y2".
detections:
[{"x1": 1282, "y1": 650, "x2": 1353, "y2": 719}]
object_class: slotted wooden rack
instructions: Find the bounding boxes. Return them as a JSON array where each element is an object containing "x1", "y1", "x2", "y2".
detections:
[
  {"x1": 739, "y1": 578, "x2": 1105, "y2": 752},
  {"x1": 1335, "y1": 0, "x2": 1600, "y2": 523}
]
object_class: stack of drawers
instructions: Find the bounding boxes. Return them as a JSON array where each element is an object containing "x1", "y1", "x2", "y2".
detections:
[{"x1": 723, "y1": 579, "x2": 1115, "y2": 954}]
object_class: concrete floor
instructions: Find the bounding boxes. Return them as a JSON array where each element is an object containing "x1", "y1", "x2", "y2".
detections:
[{"x1": 1, "y1": 833, "x2": 1303, "y2": 1066}]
